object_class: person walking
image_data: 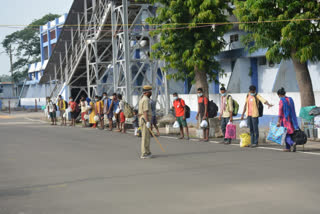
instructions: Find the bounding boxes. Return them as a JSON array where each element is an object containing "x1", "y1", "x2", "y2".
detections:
[
  {"x1": 241, "y1": 85, "x2": 273, "y2": 147},
  {"x1": 69, "y1": 96, "x2": 77, "y2": 127},
  {"x1": 94, "y1": 95, "x2": 104, "y2": 129},
  {"x1": 276, "y1": 88, "x2": 299, "y2": 152},
  {"x1": 173, "y1": 92, "x2": 189, "y2": 140},
  {"x1": 57, "y1": 95, "x2": 67, "y2": 126},
  {"x1": 80, "y1": 96, "x2": 88, "y2": 128},
  {"x1": 218, "y1": 87, "x2": 233, "y2": 144},
  {"x1": 196, "y1": 88, "x2": 209, "y2": 142},
  {"x1": 150, "y1": 99, "x2": 160, "y2": 136},
  {"x1": 139, "y1": 85, "x2": 153, "y2": 159},
  {"x1": 47, "y1": 97, "x2": 57, "y2": 125}
]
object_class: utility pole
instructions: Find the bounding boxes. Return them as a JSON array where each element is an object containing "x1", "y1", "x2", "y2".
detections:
[{"x1": 9, "y1": 46, "x2": 15, "y2": 97}]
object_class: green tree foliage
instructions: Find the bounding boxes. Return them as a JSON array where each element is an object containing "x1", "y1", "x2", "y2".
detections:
[
  {"x1": 147, "y1": 0, "x2": 232, "y2": 95},
  {"x1": 1, "y1": 13, "x2": 60, "y2": 82},
  {"x1": 0, "y1": 74, "x2": 11, "y2": 82},
  {"x1": 234, "y1": 0, "x2": 320, "y2": 107}
]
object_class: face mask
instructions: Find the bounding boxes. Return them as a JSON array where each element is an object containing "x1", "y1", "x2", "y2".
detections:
[
  {"x1": 103, "y1": 96, "x2": 107, "y2": 99},
  {"x1": 221, "y1": 93, "x2": 227, "y2": 97},
  {"x1": 250, "y1": 93, "x2": 256, "y2": 96},
  {"x1": 69, "y1": 99, "x2": 73, "y2": 102},
  {"x1": 95, "y1": 99, "x2": 99, "y2": 102},
  {"x1": 173, "y1": 97, "x2": 178, "y2": 101},
  {"x1": 197, "y1": 93, "x2": 203, "y2": 97}
]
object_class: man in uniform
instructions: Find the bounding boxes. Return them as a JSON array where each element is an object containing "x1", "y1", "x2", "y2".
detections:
[{"x1": 138, "y1": 85, "x2": 153, "y2": 159}]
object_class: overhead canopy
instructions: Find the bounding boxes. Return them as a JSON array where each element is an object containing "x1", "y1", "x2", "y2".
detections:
[{"x1": 40, "y1": 0, "x2": 85, "y2": 83}]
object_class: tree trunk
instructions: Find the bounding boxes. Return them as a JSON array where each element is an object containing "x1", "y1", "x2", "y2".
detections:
[
  {"x1": 194, "y1": 67, "x2": 209, "y2": 97},
  {"x1": 291, "y1": 52, "x2": 315, "y2": 107}
]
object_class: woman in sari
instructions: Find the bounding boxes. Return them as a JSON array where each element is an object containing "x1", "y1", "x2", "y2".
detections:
[{"x1": 277, "y1": 88, "x2": 299, "y2": 152}]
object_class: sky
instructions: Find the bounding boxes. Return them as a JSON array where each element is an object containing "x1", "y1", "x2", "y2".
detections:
[{"x1": 0, "y1": 0, "x2": 74, "y2": 75}]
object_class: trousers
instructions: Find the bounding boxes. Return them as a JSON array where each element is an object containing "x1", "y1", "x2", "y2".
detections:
[
  {"x1": 247, "y1": 116, "x2": 259, "y2": 145},
  {"x1": 221, "y1": 117, "x2": 231, "y2": 142},
  {"x1": 141, "y1": 122, "x2": 151, "y2": 156}
]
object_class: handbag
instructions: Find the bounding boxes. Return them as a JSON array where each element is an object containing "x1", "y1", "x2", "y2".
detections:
[
  {"x1": 225, "y1": 122, "x2": 236, "y2": 139},
  {"x1": 267, "y1": 123, "x2": 287, "y2": 145}
]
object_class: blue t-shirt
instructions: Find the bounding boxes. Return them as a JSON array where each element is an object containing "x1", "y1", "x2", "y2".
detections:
[
  {"x1": 113, "y1": 100, "x2": 119, "y2": 112},
  {"x1": 104, "y1": 99, "x2": 112, "y2": 109}
]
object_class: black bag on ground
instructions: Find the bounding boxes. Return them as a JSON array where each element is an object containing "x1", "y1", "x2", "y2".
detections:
[
  {"x1": 208, "y1": 100, "x2": 218, "y2": 118},
  {"x1": 291, "y1": 129, "x2": 308, "y2": 145}
]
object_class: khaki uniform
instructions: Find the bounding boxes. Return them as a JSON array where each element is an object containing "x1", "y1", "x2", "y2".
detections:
[{"x1": 138, "y1": 95, "x2": 152, "y2": 156}]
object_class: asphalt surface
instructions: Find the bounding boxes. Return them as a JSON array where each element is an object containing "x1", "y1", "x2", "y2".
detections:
[{"x1": 1, "y1": 116, "x2": 320, "y2": 214}]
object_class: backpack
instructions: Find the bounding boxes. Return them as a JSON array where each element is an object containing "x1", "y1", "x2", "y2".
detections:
[
  {"x1": 291, "y1": 129, "x2": 307, "y2": 145},
  {"x1": 227, "y1": 95, "x2": 239, "y2": 116},
  {"x1": 257, "y1": 99, "x2": 264, "y2": 117},
  {"x1": 177, "y1": 99, "x2": 190, "y2": 119},
  {"x1": 123, "y1": 102, "x2": 134, "y2": 118},
  {"x1": 185, "y1": 105, "x2": 191, "y2": 119},
  {"x1": 208, "y1": 100, "x2": 219, "y2": 118},
  {"x1": 64, "y1": 100, "x2": 68, "y2": 108}
]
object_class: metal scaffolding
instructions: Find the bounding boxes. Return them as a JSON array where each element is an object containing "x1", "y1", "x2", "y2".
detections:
[{"x1": 41, "y1": 0, "x2": 169, "y2": 113}]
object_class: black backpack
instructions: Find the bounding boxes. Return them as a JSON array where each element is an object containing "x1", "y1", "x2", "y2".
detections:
[
  {"x1": 208, "y1": 100, "x2": 219, "y2": 118},
  {"x1": 257, "y1": 99, "x2": 264, "y2": 117},
  {"x1": 64, "y1": 100, "x2": 68, "y2": 108},
  {"x1": 185, "y1": 105, "x2": 191, "y2": 119},
  {"x1": 292, "y1": 129, "x2": 308, "y2": 145}
]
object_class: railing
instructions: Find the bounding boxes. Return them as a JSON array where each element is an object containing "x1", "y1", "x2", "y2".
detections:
[{"x1": 49, "y1": 0, "x2": 112, "y2": 100}]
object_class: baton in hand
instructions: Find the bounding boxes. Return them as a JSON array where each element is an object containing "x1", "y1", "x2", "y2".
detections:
[{"x1": 142, "y1": 118, "x2": 165, "y2": 152}]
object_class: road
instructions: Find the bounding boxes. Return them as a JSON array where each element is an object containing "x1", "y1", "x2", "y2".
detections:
[{"x1": 0, "y1": 115, "x2": 320, "y2": 214}]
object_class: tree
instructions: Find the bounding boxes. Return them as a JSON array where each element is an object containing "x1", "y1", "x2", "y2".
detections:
[
  {"x1": 234, "y1": 0, "x2": 320, "y2": 107},
  {"x1": 147, "y1": 0, "x2": 232, "y2": 96},
  {"x1": 1, "y1": 13, "x2": 60, "y2": 83}
]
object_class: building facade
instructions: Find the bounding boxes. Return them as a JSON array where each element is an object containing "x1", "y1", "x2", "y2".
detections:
[{"x1": 27, "y1": 14, "x2": 67, "y2": 83}]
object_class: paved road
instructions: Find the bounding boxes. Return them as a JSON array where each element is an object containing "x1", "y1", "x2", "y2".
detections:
[{"x1": 1, "y1": 116, "x2": 320, "y2": 214}]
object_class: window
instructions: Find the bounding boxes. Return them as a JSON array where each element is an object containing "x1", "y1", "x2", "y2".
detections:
[
  {"x1": 258, "y1": 57, "x2": 267, "y2": 66},
  {"x1": 51, "y1": 43, "x2": 56, "y2": 51},
  {"x1": 50, "y1": 30, "x2": 56, "y2": 40},
  {"x1": 230, "y1": 34, "x2": 239, "y2": 43},
  {"x1": 44, "y1": 47, "x2": 49, "y2": 60},
  {"x1": 43, "y1": 33, "x2": 48, "y2": 43}
]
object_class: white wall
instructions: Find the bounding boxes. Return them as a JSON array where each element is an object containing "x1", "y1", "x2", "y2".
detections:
[
  {"x1": 272, "y1": 60, "x2": 299, "y2": 92},
  {"x1": 258, "y1": 61, "x2": 280, "y2": 93},
  {"x1": 228, "y1": 58, "x2": 251, "y2": 93},
  {"x1": 21, "y1": 98, "x2": 47, "y2": 108},
  {"x1": 0, "y1": 99, "x2": 19, "y2": 109}
]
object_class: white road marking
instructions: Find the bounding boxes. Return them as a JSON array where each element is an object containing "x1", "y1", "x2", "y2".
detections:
[
  {"x1": 160, "y1": 136, "x2": 320, "y2": 157},
  {"x1": 25, "y1": 117, "x2": 47, "y2": 123}
]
